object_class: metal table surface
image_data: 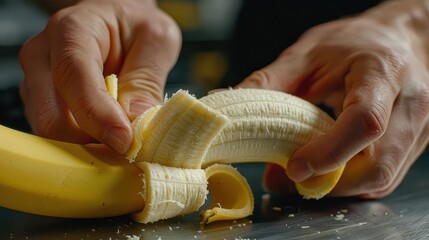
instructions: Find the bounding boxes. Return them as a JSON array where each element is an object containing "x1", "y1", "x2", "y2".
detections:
[{"x1": 1, "y1": 150, "x2": 428, "y2": 240}]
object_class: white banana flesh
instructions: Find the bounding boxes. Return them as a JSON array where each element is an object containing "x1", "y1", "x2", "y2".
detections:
[
  {"x1": 133, "y1": 162, "x2": 208, "y2": 224},
  {"x1": 200, "y1": 89, "x2": 334, "y2": 168},
  {"x1": 0, "y1": 74, "x2": 346, "y2": 224},
  {"x1": 132, "y1": 90, "x2": 229, "y2": 169}
]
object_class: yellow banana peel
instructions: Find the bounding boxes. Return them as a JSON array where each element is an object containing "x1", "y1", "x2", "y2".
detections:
[{"x1": 0, "y1": 74, "x2": 347, "y2": 224}]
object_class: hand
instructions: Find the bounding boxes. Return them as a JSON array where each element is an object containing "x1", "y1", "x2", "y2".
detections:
[
  {"x1": 19, "y1": 0, "x2": 181, "y2": 154},
  {"x1": 237, "y1": 5, "x2": 429, "y2": 198}
]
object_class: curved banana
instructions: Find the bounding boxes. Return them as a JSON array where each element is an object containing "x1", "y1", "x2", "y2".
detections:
[
  {"x1": 199, "y1": 89, "x2": 345, "y2": 199},
  {"x1": 0, "y1": 74, "x2": 346, "y2": 224},
  {"x1": 0, "y1": 124, "x2": 143, "y2": 218}
]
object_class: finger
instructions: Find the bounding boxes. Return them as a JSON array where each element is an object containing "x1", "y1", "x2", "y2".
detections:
[
  {"x1": 118, "y1": 14, "x2": 181, "y2": 120},
  {"x1": 19, "y1": 32, "x2": 94, "y2": 142},
  {"x1": 262, "y1": 163, "x2": 297, "y2": 194},
  {"x1": 357, "y1": 84, "x2": 429, "y2": 198},
  {"x1": 287, "y1": 52, "x2": 403, "y2": 182},
  {"x1": 46, "y1": 10, "x2": 132, "y2": 154},
  {"x1": 331, "y1": 99, "x2": 425, "y2": 198}
]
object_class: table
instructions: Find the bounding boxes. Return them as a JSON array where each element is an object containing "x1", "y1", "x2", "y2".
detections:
[{"x1": 1, "y1": 151, "x2": 428, "y2": 240}]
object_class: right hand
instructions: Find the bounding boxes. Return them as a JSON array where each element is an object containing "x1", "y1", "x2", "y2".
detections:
[
  {"x1": 19, "y1": 0, "x2": 181, "y2": 154},
  {"x1": 237, "y1": 11, "x2": 429, "y2": 198}
]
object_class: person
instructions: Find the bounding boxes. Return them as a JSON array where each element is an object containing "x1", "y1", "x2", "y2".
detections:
[{"x1": 19, "y1": 0, "x2": 429, "y2": 199}]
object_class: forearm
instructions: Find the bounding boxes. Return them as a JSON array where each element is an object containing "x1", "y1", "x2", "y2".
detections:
[{"x1": 362, "y1": 0, "x2": 429, "y2": 68}]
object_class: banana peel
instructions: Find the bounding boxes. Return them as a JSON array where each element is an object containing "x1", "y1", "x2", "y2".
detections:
[{"x1": 0, "y1": 74, "x2": 346, "y2": 224}]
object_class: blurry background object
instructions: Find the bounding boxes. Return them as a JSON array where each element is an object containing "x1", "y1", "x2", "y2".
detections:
[
  {"x1": 158, "y1": 0, "x2": 242, "y2": 95},
  {"x1": 0, "y1": 0, "x2": 48, "y2": 131},
  {"x1": 0, "y1": 0, "x2": 47, "y2": 89},
  {"x1": 0, "y1": 0, "x2": 381, "y2": 131}
]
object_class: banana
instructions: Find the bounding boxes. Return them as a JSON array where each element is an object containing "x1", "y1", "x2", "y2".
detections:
[
  {"x1": 0, "y1": 124, "x2": 143, "y2": 218},
  {"x1": 104, "y1": 74, "x2": 118, "y2": 100},
  {"x1": 126, "y1": 106, "x2": 161, "y2": 162},
  {"x1": 0, "y1": 74, "x2": 346, "y2": 224},
  {"x1": 200, "y1": 88, "x2": 334, "y2": 168},
  {"x1": 198, "y1": 89, "x2": 345, "y2": 199},
  {"x1": 201, "y1": 164, "x2": 254, "y2": 224},
  {"x1": 131, "y1": 163, "x2": 253, "y2": 224},
  {"x1": 132, "y1": 90, "x2": 229, "y2": 169},
  {"x1": 132, "y1": 162, "x2": 208, "y2": 224}
]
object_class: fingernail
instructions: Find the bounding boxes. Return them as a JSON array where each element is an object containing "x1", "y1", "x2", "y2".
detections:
[
  {"x1": 103, "y1": 127, "x2": 131, "y2": 154},
  {"x1": 286, "y1": 157, "x2": 313, "y2": 182}
]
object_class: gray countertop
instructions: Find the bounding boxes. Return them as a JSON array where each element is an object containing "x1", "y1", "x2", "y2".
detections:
[{"x1": 1, "y1": 150, "x2": 428, "y2": 240}]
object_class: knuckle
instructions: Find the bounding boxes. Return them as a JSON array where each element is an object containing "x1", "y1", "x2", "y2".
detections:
[
  {"x1": 370, "y1": 158, "x2": 397, "y2": 192},
  {"x1": 412, "y1": 86, "x2": 429, "y2": 118},
  {"x1": 46, "y1": 6, "x2": 79, "y2": 31},
  {"x1": 355, "y1": 47, "x2": 404, "y2": 71},
  {"x1": 145, "y1": 14, "x2": 181, "y2": 45},
  {"x1": 359, "y1": 102, "x2": 388, "y2": 140},
  {"x1": 354, "y1": 48, "x2": 404, "y2": 91}
]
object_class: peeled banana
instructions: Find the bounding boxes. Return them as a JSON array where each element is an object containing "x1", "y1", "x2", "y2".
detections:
[{"x1": 0, "y1": 74, "x2": 346, "y2": 224}]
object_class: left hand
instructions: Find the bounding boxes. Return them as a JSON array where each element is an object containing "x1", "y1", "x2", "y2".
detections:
[{"x1": 19, "y1": 0, "x2": 181, "y2": 154}]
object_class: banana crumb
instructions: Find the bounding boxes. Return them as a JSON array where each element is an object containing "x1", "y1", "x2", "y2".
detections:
[
  {"x1": 334, "y1": 214, "x2": 345, "y2": 221},
  {"x1": 126, "y1": 235, "x2": 140, "y2": 240},
  {"x1": 272, "y1": 207, "x2": 282, "y2": 211},
  {"x1": 262, "y1": 193, "x2": 270, "y2": 200}
]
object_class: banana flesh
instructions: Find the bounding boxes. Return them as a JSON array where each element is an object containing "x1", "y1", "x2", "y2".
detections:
[
  {"x1": 200, "y1": 88, "x2": 334, "y2": 168},
  {"x1": 198, "y1": 89, "x2": 345, "y2": 199},
  {"x1": 125, "y1": 90, "x2": 252, "y2": 223},
  {"x1": 0, "y1": 74, "x2": 347, "y2": 224},
  {"x1": 104, "y1": 74, "x2": 118, "y2": 100},
  {"x1": 132, "y1": 90, "x2": 229, "y2": 169},
  {"x1": 132, "y1": 162, "x2": 208, "y2": 223},
  {"x1": 126, "y1": 106, "x2": 160, "y2": 162}
]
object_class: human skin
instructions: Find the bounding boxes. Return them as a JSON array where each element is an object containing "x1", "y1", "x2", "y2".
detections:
[
  {"x1": 20, "y1": 0, "x2": 429, "y2": 198},
  {"x1": 239, "y1": 0, "x2": 429, "y2": 198},
  {"x1": 19, "y1": 0, "x2": 181, "y2": 154}
]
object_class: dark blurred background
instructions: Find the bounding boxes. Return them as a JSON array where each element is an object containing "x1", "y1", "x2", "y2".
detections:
[{"x1": 0, "y1": 0, "x2": 380, "y2": 133}]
